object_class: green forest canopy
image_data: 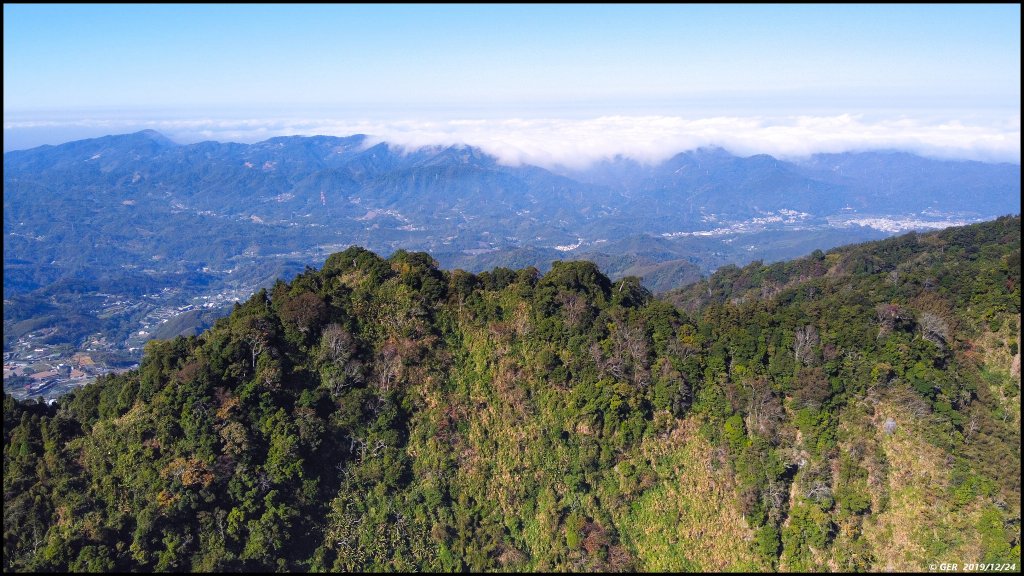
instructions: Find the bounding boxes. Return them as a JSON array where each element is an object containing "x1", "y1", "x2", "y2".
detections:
[{"x1": 4, "y1": 215, "x2": 1020, "y2": 572}]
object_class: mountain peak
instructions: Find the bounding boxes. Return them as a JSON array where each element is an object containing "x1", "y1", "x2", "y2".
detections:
[{"x1": 129, "y1": 129, "x2": 177, "y2": 146}]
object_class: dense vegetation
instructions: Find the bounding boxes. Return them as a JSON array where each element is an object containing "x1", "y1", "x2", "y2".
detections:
[{"x1": 4, "y1": 216, "x2": 1020, "y2": 572}]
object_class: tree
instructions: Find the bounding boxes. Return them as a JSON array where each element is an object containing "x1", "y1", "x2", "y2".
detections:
[{"x1": 794, "y1": 325, "x2": 820, "y2": 366}]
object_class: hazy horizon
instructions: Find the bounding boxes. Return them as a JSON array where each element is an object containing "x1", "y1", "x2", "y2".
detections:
[{"x1": 4, "y1": 5, "x2": 1021, "y2": 165}]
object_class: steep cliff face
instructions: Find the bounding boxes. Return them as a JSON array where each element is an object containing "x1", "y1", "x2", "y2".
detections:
[{"x1": 4, "y1": 217, "x2": 1020, "y2": 572}]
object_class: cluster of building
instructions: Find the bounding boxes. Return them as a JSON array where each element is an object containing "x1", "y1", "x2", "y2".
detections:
[
  {"x1": 4, "y1": 280, "x2": 262, "y2": 403},
  {"x1": 3, "y1": 352, "x2": 113, "y2": 401}
]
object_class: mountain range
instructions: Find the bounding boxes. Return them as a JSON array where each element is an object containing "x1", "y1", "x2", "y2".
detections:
[{"x1": 3, "y1": 130, "x2": 1020, "y2": 376}]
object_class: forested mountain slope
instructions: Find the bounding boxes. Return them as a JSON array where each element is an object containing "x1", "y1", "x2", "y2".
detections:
[
  {"x1": 7, "y1": 131, "x2": 1017, "y2": 373},
  {"x1": 4, "y1": 216, "x2": 1020, "y2": 572}
]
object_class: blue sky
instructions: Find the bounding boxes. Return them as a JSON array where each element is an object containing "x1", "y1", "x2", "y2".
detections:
[{"x1": 3, "y1": 4, "x2": 1020, "y2": 163}]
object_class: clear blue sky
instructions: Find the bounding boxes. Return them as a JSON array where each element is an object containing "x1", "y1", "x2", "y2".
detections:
[{"x1": 3, "y1": 4, "x2": 1020, "y2": 160}]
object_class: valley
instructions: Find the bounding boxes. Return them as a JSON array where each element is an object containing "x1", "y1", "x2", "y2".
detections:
[{"x1": 3, "y1": 131, "x2": 1018, "y2": 400}]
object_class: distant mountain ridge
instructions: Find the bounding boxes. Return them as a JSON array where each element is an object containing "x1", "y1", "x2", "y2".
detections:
[
  {"x1": 3, "y1": 130, "x2": 1019, "y2": 367},
  {"x1": 6, "y1": 131, "x2": 1019, "y2": 223},
  {"x1": 5, "y1": 129, "x2": 1019, "y2": 276}
]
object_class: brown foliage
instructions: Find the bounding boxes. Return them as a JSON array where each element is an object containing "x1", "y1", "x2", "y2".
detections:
[
  {"x1": 213, "y1": 387, "x2": 239, "y2": 421},
  {"x1": 175, "y1": 357, "x2": 206, "y2": 385},
  {"x1": 793, "y1": 366, "x2": 830, "y2": 409},
  {"x1": 581, "y1": 520, "x2": 609, "y2": 556},
  {"x1": 281, "y1": 291, "x2": 328, "y2": 335},
  {"x1": 746, "y1": 377, "x2": 784, "y2": 442},
  {"x1": 161, "y1": 456, "x2": 214, "y2": 488}
]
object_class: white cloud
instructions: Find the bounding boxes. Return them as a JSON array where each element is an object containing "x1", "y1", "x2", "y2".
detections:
[{"x1": 5, "y1": 113, "x2": 1020, "y2": 166}]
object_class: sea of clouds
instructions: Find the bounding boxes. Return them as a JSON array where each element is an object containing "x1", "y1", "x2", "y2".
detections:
[{"x1": 5, "y1": 113, "x2": 1020, "y2": 168}]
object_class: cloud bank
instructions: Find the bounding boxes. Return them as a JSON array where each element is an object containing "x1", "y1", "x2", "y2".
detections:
[{"x1": 5, "y1": 113, "x2": 1020, "y2": 167}]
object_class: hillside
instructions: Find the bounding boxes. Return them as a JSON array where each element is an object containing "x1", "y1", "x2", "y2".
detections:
[
  {"x1": 5, "y1": 132, "x2": 1017, "y2": 378},
  {"x1": 3, "y1": 216, "x2": 1020, "y2": 572}
]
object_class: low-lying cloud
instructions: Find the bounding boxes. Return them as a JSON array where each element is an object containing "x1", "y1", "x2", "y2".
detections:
[{"x1": 5, "y1": 113, "x2": 1020, "y2": 167}]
